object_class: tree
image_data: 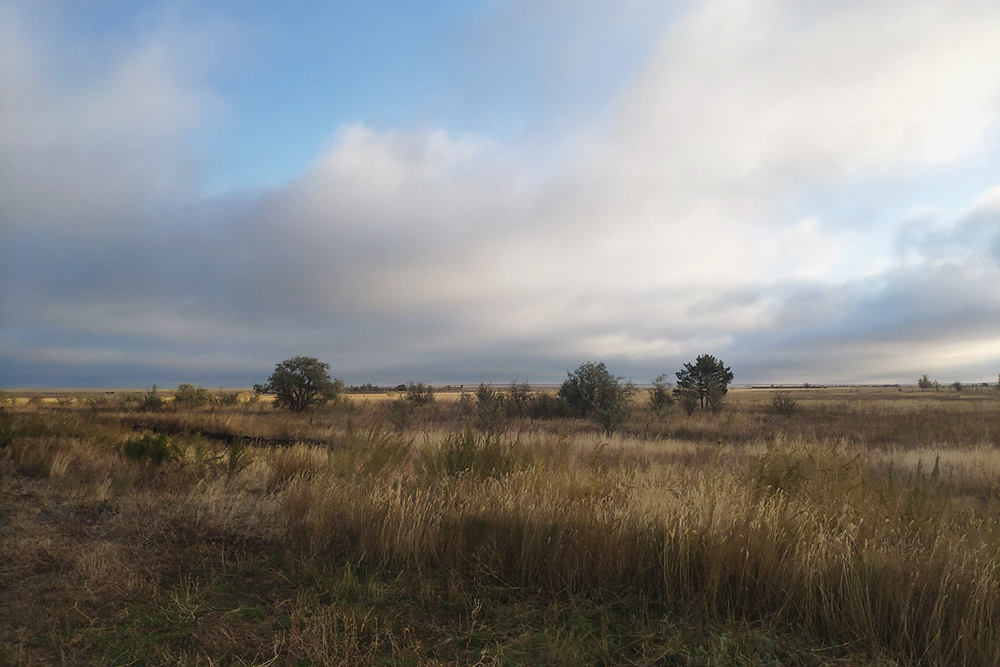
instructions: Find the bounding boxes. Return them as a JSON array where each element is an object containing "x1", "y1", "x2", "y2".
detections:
[
  {"x1": 951, "y1": 381, "x2": 964, "y2": 392},
  {"x1": 674, "y1": 354, "x2": 734, "y2": 411},
  {"x1": 649, "y1": 374, "x2": 674, "y2": 417},
  {"x1": 559, "y1": 361, "x2": 636, "y2": 434},
  {"x1": 254, "y1": 356, "x2": 342, "y2": 412},
  {"x1": 918, "y1": 374, "x2": 933, "y2": 391}
]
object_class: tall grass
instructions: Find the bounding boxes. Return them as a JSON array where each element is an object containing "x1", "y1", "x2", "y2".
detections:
[
  {"x1": 271, "y1": 439, "x2": 1000, "y2": 665},
  {"x1": 6, "y1": 395, "x2": 1000, "y2": 665}
]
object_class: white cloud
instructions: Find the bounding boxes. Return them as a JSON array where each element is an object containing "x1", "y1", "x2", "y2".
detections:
[
  {"x1": 0, "y1": 4, "x2": 217, "y2": 231},
  {"x1": 2, "y1": 0, "x2": 1000, "y2": 385}
]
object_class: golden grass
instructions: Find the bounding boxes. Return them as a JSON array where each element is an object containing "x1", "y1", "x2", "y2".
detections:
[{"x1": 3, "y1": 388, "x2": 1000, "y2": 665}]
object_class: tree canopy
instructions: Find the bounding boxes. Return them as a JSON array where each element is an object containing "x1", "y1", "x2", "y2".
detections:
[
  {"x1": 674, "y1": 354, "x2": 734, "y2": 410},
  {"x1": 254, "y1": 356, "x2": 342, "y2": 412}
]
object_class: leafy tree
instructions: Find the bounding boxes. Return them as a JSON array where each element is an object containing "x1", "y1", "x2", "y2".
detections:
[
  {"x1": 253, "y1": 356, "x2": 342, "y2": 412},
  {"x1": 918, "y1": 374, "x2": 933, "y2": 391},
  {"x1": 559, "y1": 361, "x2": 636, "y2": 434},
  {"x1": 649, "y1": 374, "x2": 674, "y2": 417},
  {"x1": 674, "y1": 354, "x2": 734, "y2": 411}
]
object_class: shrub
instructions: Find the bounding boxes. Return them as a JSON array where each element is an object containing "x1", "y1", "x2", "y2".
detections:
[
  {"x1": 85, "y1": 395, "x2": 112, "y2": 410},
  {"x1": 121, "y1": 433, "x2": 172, "y2": 465},
  {"x1": 213, "y1": 389, "x2": 241, "y2": 407},
  {"x1": 505, "y1": 379, "x2": 532, "y2": 417},
  {"x1": 386, "y1": 398, "x2": 415, "y2": 432},
  {"x1": 528, "y1": 392, "x2": 570, "y2": 420},
  {"x1": 254, "y1": 356, "x2": 343, "y2": 412},
  {"x1": 405, "y1": 382, "x2": 435, "y2": 407},
  {"x1": 115, "y1": 392, "x2": 142, "y2": 411},
  {"x1": 559, "y1": 361, "x2": 636, "y2": 433},
  {"x1": 173, "y1": 383, "x2": 209, "y2": 407},
  {"x1": 138, "y1": 385, "x2": 164, "y2": 413},
  {"x1": 456, "y1": 391, "x2": 475, "y2": 416},
  {"x1": 951, "y1": 381, "x2": 964, "y2": 392},
  {"x1": 677, "y1": 388, "x2": 700, "y2": 417},
  {"x1": 649, "y1": 374, "x2": 674, "y2": 417},
  {"x1": 474, "y1": 383, "x2": 509, "y2": 436},
  {"x1": 769, "y1": 391, "x2": 796, "y2": 417}
]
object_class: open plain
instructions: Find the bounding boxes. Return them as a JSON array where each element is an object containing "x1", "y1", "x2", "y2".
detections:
[{"x1": 2, "y1": 385, "x2": 1000, "y2": 666}]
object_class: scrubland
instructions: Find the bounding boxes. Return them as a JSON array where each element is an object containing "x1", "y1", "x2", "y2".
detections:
[{"x1": 2, "y1": 387, "x2": 1000, "y2": 666}]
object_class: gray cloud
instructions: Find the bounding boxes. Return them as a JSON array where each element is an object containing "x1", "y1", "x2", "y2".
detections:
[{"x1": 2, "y1": 0, "x2": 1000, "y2": 387}]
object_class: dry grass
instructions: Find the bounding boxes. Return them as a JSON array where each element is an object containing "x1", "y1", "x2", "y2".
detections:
[{"x1": 2, "y1": 387, "x2": 1000, "y2": 665}]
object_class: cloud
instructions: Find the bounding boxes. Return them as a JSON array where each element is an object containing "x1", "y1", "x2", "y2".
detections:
[
  {"x1": 2, "y1": 0, "x2": 999, "y2": 387},
  {"x1": 0, "y1": 3, "x2": 220, "y2": 233}
]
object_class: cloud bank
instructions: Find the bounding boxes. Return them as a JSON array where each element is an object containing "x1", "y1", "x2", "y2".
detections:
[{"x1": 2, "y1": 0, "x2": 999, "y2": 387}]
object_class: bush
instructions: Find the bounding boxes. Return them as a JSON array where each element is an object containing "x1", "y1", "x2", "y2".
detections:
[
  {"x1": 85, "y1": 395, "x2": 112, "y2": 410},
  {"x1": 173, "y1": 383, "x2": 209, "y2": 407},
  {"x1": 677, "y1": 388, "x2": 699, "y2": 417},
  {"x1": 386, "y1": 398, "x2": 415, "y2": 432},
  {"x1": 474, "y1": 383, "x2": 509, "y2": 436},
  {"x1": 456, "y1": 391, "x2": 475, "y2": 416},
  {"x1": 505, "y1": 379, "x2": 532, "y2": 417},
  {"x1": 559, "y1": 362, "x2": 636, "y2": 434},
  {"x1": 115, "y1": 392, "x2": 142, "y2": 411},
  {"x1": 138, "y1": 385, "x2": 164, "y2": 413},
  {"x1": 121, "y1": 433, "x2": 172, "y2": 465},
  {"x1": 649, "y1": 374, "x2": 674, "y2": 417},
  {"x1": 213, "y1": 389, "x2": 241, "y2": 407},
  {"x1": 770, "y1": 391, "x2": 796, "y2": 417},
  {"x1": 405, "y1": 382, "x2": 435, "y2": 407},
  {"x1": 528, "y1": 392, "x2": 571, "y2": 420}
]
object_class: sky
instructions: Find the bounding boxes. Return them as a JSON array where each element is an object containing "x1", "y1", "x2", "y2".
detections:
[{"x1": 1, "y1": 0, "x2": 999, "y2": 388}]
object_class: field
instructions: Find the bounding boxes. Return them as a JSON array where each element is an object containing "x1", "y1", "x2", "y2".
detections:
[{"x1": 2, "y1": 385, "x2": 1000, "y2": 666}]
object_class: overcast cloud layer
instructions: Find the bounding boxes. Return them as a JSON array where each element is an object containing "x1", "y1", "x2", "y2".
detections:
[{"x1": 2, "y1": 0, "x2": 999, "y2": 387}]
